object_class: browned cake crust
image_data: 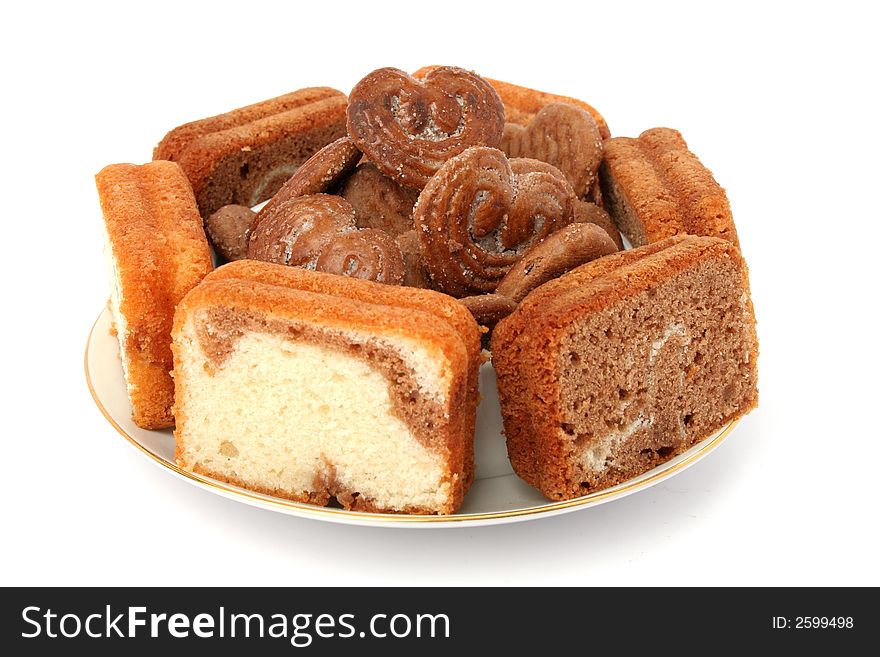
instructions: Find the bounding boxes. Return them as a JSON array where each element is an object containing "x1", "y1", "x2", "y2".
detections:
[
  {"x1": 199, "y1": 261, "x2": 482, "y2": 496},
  {"x1": 600, "y1": 128, "x2": 738, "y2": 246},
  {"x1": 491, "y1": 235, "x2": 758, "y2": 500},
  {"x1": 154, "y1": 88, "x2": 348, "y2": 216},
  {"x1": 413, "y1": 66, "x2": 610, "y2": 139},
  {"x1": 96, "y1": 161, "x2": 213, "y2": 429}
]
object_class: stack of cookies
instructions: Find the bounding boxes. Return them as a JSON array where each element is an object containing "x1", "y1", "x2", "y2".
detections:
[{"x1": 97, "y1": 65, "x2": 758, "y2": 514}]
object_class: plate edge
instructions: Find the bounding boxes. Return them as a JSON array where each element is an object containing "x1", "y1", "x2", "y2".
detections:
[{"x1": 84, "y1": 308, "x2": 739, "y2": 525}]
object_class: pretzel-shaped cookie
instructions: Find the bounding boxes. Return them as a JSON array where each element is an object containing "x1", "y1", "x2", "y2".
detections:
[
  {"x1": 510, "y1": 158, "x2": 622, "y2": 248},
  {"x1": 395, "y1": 230, "x2": 431, "y2": 289},
  {"x1": 248, "y1": 193, "x2": 403, "y2": 284},
  {"x1": 495, "y1": 222, "x2": 617, "y2": 303},
  {"x1": 347, "y1": 66, "x2": 505, "y2": 188},
  {"x1": 414, "y1": 147, "x2": 576, "y2": 297}
]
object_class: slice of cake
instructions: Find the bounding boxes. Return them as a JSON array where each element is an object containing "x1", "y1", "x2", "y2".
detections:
[
  {"x1": 96, "y1": 161, "x2": 214, "y2": 429},
  {"x1": 171, "y1": 261, "x2": 481, "y2": 514},
  {"x1": 154, "y1": 88, "x2": 348, "y2": 216},
  {"x1": 599, "y1": 127, "x2": 739, "y2": 246},
  {"x1": 491, "y1": 235, "x2": 758, "y2": 500}
]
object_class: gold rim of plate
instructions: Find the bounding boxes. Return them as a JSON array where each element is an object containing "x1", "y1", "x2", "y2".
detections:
[{"x1": 84, "y1": 311, "x2": 738, "y2": 524}]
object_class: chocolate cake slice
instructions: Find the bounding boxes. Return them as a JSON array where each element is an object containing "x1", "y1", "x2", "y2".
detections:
[
  {"x1": 491, "y1": 235, "x2": 758, "y2": 500},
  {"x1": 154, "y1": 88, "x2": 348, "y2": 217}
]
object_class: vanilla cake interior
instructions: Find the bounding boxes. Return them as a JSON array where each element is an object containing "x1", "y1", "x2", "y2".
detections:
[{"x1": 172, "y1": 270, "x2": 474, "y2": 515}]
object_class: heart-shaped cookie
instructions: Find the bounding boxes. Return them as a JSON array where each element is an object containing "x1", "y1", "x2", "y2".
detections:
[
  {"x1": 573, "y1": 198, "x2": 623, "y2": 250},
  {"x1": 248, "y1": 193, "x2": 403, "y2": 284},
  {"x1": 510, "y1": 157, "x2": 622, "y2": 249},
  {"x1": 347, "y1": 66, "x2": 505, "y2": 188},
  {"x1": 501, "y1": 102, "x2": 603, "y2": 198},
  {"x1": 415, "y1": 146, "x2": 576, "y2": 297}
]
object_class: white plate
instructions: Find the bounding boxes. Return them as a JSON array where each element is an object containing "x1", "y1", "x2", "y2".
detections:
[{"x1": 85, "y1": 307, "x2": 737, "y2": 527}]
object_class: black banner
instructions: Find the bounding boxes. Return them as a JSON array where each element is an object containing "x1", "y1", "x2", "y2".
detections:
[{"x1": 1, "y1": 587, "x2": 871, "y2": 654}]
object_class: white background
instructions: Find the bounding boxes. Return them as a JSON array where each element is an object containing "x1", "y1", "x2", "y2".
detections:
[{"x1": 2, "y1": 1, "x2": 878, "y2": 586}]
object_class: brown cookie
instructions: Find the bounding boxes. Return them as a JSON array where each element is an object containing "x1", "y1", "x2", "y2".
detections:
[
  {"x1": 510, "y1": 158, "x2": 621, "y2": 248},
  {"x1": 495, "y1": 223, "x2": 618, "y2": 303},
  {"x1": 586, "y1": 178, "x2": 604, "y2": 208},
  {"x1": 248, "y1": 193, "x2": 355, "y2": 267},
  {"x1": 340, "y1": 162, "x2": 418, "y2": 236},
  {"x1": 254, "y1": 136, "x2": 361, "y2": 231},
  {"x1": 508, "y1": 157, "x2": 566, "y2": 179},
  {"x1": 315, "y1": 228, "x2": 404, "y2": 285},
  {"x1": 204, "y1": 204, "x2": 256, "y2": 261},
  {"x1": 412, "y1": 66, "x2": 611, "y2": 139},
  {"x1": 501, "y1": 103, "x2": 603, "y2": 198},
  {"x1": 347, "y1": 66, "x2": 505, "y2": 188},
  {"x1": 573, "y1": 200, "x2": 623, "y2": 250},
  {"x1": 415, "y1": 147, "x2": 576, "y2": 297},
  {"x1": 395, "y1": 230, "x2": 431, "y2": 289},
  {"x1": 459, "y1": 293, "x2": 518, "y2": 349}
]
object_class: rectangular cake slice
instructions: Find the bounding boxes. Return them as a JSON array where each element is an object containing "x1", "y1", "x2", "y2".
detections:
[
  {"x1": 172, "y1": 262, "x2": 481, "y2": 514},
  {"x1": 491, "y1": 235, "x2": 758, "y2": 500},
  {"x1": 154, "y1": 87, "x2": 348, "y2": 216},
  {"x1": 600, "y1": 127, "x2": 739, "y2": 247},
  {"x1": 96, "y1": 161, "x2": 213, "y2": 429}
]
